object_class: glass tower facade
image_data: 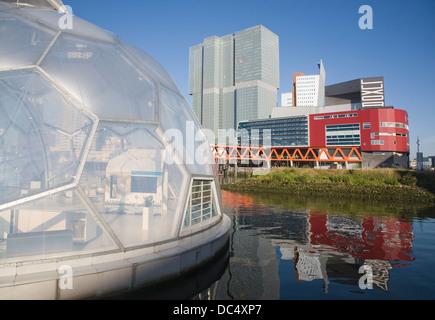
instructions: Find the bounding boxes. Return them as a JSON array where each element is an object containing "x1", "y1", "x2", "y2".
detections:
[
  {"x1": 189, "y1": 25, "x2": 279, "y2": 138},
  {"x1": 238, "y1": 116, "x2": 309, "y2": 148}
]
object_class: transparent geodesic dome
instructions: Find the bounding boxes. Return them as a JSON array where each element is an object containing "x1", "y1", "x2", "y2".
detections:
[{"x1": 0, "y1": 1, "x2": 220, "y2": 261}]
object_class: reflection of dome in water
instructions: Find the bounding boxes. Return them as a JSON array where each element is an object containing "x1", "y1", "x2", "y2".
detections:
[{"x1": 0, "y1": 0, "x2": 230, "y2": 299}]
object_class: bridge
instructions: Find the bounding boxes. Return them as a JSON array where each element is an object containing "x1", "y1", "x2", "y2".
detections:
[{"x1": 212, "y1": 146, "x2": 362, "y2": 164}]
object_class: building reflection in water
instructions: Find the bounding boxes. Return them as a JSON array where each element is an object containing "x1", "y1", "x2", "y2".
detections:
[{"x1": 220, "y1": 190, "x2": 415, "y2": 296}]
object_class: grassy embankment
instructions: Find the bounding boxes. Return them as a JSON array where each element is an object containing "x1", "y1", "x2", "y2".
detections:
[{"x1": 221, "y1": 168, "x2": 435, "y2": 204}]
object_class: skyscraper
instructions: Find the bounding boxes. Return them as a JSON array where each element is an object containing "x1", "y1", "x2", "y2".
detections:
[{"x1": 188, "y1": 25, "x2": 279, "y2": 137}]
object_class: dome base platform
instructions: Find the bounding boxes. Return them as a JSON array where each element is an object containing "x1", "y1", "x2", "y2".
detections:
[{"x1": 0, "y1": 215, "x2": 231, "y2": 300}]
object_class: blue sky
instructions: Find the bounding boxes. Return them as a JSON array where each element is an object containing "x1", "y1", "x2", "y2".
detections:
[{"x1": 66, "y1": 0, "x2": 435, "y2": 157}]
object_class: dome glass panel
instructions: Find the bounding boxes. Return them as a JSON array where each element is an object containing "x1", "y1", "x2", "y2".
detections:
[
  {"x1": 0, "y1": 10, "x2": 57, "y2": 69},
  {"x1": 78, "y1": 122, "x2": 189, "y2": 247},
  {"x1": 118, "y1": 38, "x2": 179, "y2": 94},
  {"x1": 160, "y1": 87, "x2": 215, "y2": 176},
  {"x1": 0, "y1": 68, "x2": 93, "y2": 206},
  {"x1": 40, "y1": 33, "x2": 158, "y2": 121}
]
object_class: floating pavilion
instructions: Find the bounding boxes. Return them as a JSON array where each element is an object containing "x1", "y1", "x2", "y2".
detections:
[{"x1": 0, "y1": 0, "x2": 230, "y2": 299}]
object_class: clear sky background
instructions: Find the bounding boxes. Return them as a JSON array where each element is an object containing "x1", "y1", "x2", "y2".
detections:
[{"x1": 66, "y1": 0, "x2": 435, "y2": 158}]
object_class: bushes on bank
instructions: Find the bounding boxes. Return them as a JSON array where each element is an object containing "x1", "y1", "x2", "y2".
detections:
[{"x1": 221, "y1": 168, "x2": 435, "y2": 203}]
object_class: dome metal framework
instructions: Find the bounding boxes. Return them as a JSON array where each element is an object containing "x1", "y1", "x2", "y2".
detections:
[{"x1": 0, "y1": 1, "x2": 230, "y2": 299}]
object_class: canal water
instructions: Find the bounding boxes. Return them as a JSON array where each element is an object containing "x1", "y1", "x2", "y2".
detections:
[{"x1": 126, "y1": 189, "x2": 435, "y2": 300}]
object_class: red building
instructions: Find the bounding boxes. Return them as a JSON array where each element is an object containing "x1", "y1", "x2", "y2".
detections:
[
  {"x1": 237, "y1": 76, "x2": 410, "y2": 168},
  {"x1": 309, "y1": 108, "x2": 409, "y2": 168}
]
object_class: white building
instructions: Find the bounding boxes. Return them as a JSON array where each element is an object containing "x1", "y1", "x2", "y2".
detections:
[
  {"x1": 281, "y1": 92, "x2": 293, "y2": 107},
  {"x1": 294, "y1": 60, "x2": 325, "y2": 107}
]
